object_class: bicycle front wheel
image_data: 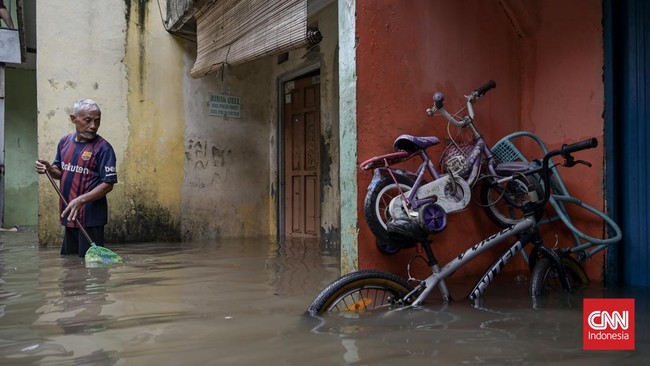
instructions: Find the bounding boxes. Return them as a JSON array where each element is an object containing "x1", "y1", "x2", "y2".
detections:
[
  {"x1": 529, "y1": 256, "x2": 589, "y2": 297},
  {"x1": 307, "y1": 270, "x2": 415, "y2": 316}
]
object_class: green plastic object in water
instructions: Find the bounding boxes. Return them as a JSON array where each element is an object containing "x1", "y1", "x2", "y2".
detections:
[
  {"x1": 85, "y1": 243, "x2": 123, "y2": 265},
  {"x1": 44, "y1": 170, "x2": 123, "y2": 266}
]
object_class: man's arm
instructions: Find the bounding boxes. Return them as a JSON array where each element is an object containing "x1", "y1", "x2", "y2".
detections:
[{"x1": 61, "y1": 182, "x2": 114, "y2": 222}]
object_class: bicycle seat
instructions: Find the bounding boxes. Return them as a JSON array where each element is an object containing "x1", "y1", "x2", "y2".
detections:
[
  {"x1": 393, "y1": 135, "x2": 440, "y2": 154},
  {"x1": 359, "y1": 151, "x2": 414, "y2": 170},
  {"x1": 494, "y1": 161, "x2": 535, "y2": 176}
]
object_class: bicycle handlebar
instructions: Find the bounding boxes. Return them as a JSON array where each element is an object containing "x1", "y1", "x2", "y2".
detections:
[
  {"x1": 539, "y1": 138, "x2": 598, "y2": 207},
  {"x1": 499, "y1": 138, "x2": 599, "y2": 211},
  {"x1": 474, "y1": 80, "x2": 496, "y2": 98},
  {"x1": 433, "y1": 92, "x2": 444, "y2": 110},
  {"x1": 556, "y1": 138, "x2": 598, "y2": 157},
  {"x1": 426, "y1": 80, "x2": 496, "y2": 126}
]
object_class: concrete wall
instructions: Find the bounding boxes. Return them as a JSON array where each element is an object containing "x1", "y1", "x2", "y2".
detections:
[
  {"x1": 338, "y1": 0, "x2": 358, "y2": 272},
  {"x1": 4, "y1": 67, "x2": 37, "y2": 227},
  {"x1": 37, "y1": 1, "x2": 185, "y2": 245},
  {"x1": 37, "y1": 1, "x2": 339, "y2": 245},
  {"x1": 180, "y1": 3, "x2": 340, "y2": 242},
  {"x1": 518, "y1": 0, "x2": 606, "y2": 281},
  {"x1": 355, "y1": 0, "x2": 607, "y2": 281}
]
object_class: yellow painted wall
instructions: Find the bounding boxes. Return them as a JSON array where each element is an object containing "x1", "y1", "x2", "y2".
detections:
[
  {"x1": 36, "y1": 1, "x2": 185, "y2": 245},
  {"x1": 37, "y1": 2, "x2": 340, "y2": 244}
]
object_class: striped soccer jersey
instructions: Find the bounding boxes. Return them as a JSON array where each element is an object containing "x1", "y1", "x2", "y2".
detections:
[{"x1": 52, "y1": 133, "x2": 118, "y2": 227}]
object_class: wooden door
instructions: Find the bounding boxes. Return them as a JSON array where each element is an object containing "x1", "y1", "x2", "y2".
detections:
[{"x1": 284, "y1": 74, "x2": 321, "y2": 237}]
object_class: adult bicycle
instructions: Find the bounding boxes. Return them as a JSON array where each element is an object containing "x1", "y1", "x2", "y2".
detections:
[{"x1": 489, "y1": 131, "x2": 622, "y2": 296}]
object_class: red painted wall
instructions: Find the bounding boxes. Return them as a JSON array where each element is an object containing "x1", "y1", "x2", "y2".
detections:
[
  {"x1": 519, "y1": 0, "x2": 606, "y2": 281},
  {"x1": 355, "y1": 0, "x2": 606, "y2": 282}
]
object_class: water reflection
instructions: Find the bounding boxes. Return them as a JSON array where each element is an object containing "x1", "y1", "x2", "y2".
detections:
[
  {"x1": 46, "y1": 258, "x2": 114, "y2": 334},
  {"x1": 0, "y1": 233, "x2": 648, "y2": 365}
]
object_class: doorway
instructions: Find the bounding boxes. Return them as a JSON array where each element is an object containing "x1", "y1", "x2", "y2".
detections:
[{"x1": 283, "y1": 71, "x2": 321, "y2": 238}]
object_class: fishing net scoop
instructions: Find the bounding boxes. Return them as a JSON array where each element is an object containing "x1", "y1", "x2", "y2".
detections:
[{"x1": 44, "y1": 170, "x2": 122, "y2": 265}]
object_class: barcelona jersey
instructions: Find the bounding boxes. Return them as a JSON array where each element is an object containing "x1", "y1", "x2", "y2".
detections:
[{"x1": 52, "y1": 134, "x2": 118, "y2": 227}]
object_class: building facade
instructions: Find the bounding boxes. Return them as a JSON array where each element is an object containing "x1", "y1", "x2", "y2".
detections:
[{"x1": 5, "y1": 0, "x2": 643, "y2": 285}]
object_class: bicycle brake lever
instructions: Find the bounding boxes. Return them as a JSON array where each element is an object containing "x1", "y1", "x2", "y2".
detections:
[{"x1": 563, "y1": 155, "x2": 592, "y2": 168}]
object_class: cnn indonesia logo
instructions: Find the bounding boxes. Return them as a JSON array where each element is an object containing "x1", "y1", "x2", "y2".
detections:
[{"x1": 583, "y1": 298, "x2": 635, "y2": 350}]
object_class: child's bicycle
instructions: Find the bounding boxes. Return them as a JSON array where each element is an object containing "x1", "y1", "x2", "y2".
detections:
[
  {"x1": 308, "y1": 138, "x2": 600, "y2": 315},
  {"x1": 361, "y1": 81, "x2": 543, "y2": 254}
]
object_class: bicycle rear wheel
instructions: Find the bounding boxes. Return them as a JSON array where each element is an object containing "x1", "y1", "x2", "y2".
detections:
[
  {"x1": 364, "y1": 175, "x2": 414, "y2": 254},
  {"x1": 529, "y1": 256, "x2": 589, "y2": 297},
  {"x1": 307, "y1": 270, "x2": 415, "y2": 316}
]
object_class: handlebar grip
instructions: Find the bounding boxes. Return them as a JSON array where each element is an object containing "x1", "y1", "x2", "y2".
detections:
[
  {"x1": 475, "y1": 80, "x2": 496, "y2": 97},
  {"x1": 560, "y1": 138, "x2": 598, "y2": 155},
  {"x1": 433, "y1": 92, "x2": 444, "y2": 109}
]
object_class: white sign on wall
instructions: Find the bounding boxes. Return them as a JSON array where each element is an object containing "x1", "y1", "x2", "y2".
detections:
[
  {"x1": 209, "y1": 94, "x2": 241, "y2": 118},
  {"x1": 0, "y1": 29, "x2": 21, "y2": 64}
]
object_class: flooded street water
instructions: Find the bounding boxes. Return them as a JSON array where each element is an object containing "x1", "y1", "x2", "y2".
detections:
[{"x1": 1, "y1": 231, "x2": 648, "y2": 365}]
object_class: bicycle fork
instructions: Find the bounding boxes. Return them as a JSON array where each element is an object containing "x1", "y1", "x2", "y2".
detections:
[{"x1": 468, "y1": 231, "x2": 571, "y2": 304}]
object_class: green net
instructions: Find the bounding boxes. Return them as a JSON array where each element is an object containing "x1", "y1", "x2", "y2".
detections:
[{"x1": 85, "y1": 243, "x2": 123, "y2": 266}]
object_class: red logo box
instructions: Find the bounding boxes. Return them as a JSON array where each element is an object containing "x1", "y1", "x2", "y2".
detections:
[{"x1": 583, "y1": 298, "x2": 635, "y2": 350}]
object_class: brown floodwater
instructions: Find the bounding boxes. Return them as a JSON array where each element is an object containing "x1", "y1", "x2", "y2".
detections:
[{"x1": 0, "y1": 231, "x2": 648, "y2": 365}]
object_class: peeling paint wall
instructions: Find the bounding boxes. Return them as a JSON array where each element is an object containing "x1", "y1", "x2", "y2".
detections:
[
  {"x1": 180, "y1": 53, "x2": 275, "y2": 240},
  {"x1": 37, "y1": 1, "x2": 339, "y2": 245},
  {"x1": 180, "y1": 3, "x2": 340, "y2": 242},
  {"x1": 37, "y1": 1, "x2": 185, "y2": 245},
  {"x1": 308, "y1": 3, "x2": 340, "y2": 247},
  {"x1": 119, "y1": 0, "x2": 186, "y2": 242},
  {"x1": 4, "y1": 68, "x2": 38, "y2": 227},
  {"x1": 338, "y1": 0, "x2": 358, "y2": 274}
]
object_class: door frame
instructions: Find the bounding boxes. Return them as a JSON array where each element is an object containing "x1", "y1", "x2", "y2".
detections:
[
  {"x1": 276, "y1": 61, "x2": 321, "y2": 238},
  {"x1": 603, "y1": 0, "x2": 649, "y2": 286}
]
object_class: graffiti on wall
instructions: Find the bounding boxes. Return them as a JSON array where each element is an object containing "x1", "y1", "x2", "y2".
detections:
[{"x1": 185, "y1": 139, "x2": 232, "y2": 187}]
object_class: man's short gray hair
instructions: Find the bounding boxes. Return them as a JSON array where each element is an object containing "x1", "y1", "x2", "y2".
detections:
[{"x1": 72, "y1": 99, "x2": 101, "y2": 116}]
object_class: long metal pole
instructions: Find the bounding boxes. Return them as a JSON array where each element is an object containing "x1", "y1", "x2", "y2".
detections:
[{"x1": 44, "y1": 170, "x2": 94, "y2": 244}]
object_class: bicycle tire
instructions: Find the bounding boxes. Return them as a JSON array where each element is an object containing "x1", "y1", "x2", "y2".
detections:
[
  {"x1": 307, "y1": 270, "x2": 415, "y2": 316},
  {"x1": 529, "y1": 256, "x2": 589, "y2": 297},
  {"x1": 364, "y1": 175, "x2": 414, "y2": 254},
  {"x1": 480, "y1": 175, "x2": 543, "y2": 228}
]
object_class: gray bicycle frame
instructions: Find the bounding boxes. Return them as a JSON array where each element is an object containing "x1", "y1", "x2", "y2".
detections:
[{"x1": 407, "y1": 216, "x2": 536, "y2": 306}]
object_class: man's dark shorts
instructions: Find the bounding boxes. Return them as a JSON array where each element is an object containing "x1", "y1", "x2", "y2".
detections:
[{"x1": 62, "y1": 226, "x2": 105, "y2": 257}]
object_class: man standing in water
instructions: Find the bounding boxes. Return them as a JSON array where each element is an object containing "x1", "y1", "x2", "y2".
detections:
[{"x1": 35, "y1": 99, "x2": 118, "y2": 257}]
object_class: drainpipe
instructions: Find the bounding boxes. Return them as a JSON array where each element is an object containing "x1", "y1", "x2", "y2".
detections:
[{"x1": 0, "y1": 63, "x2": 4, "y2": 226}]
